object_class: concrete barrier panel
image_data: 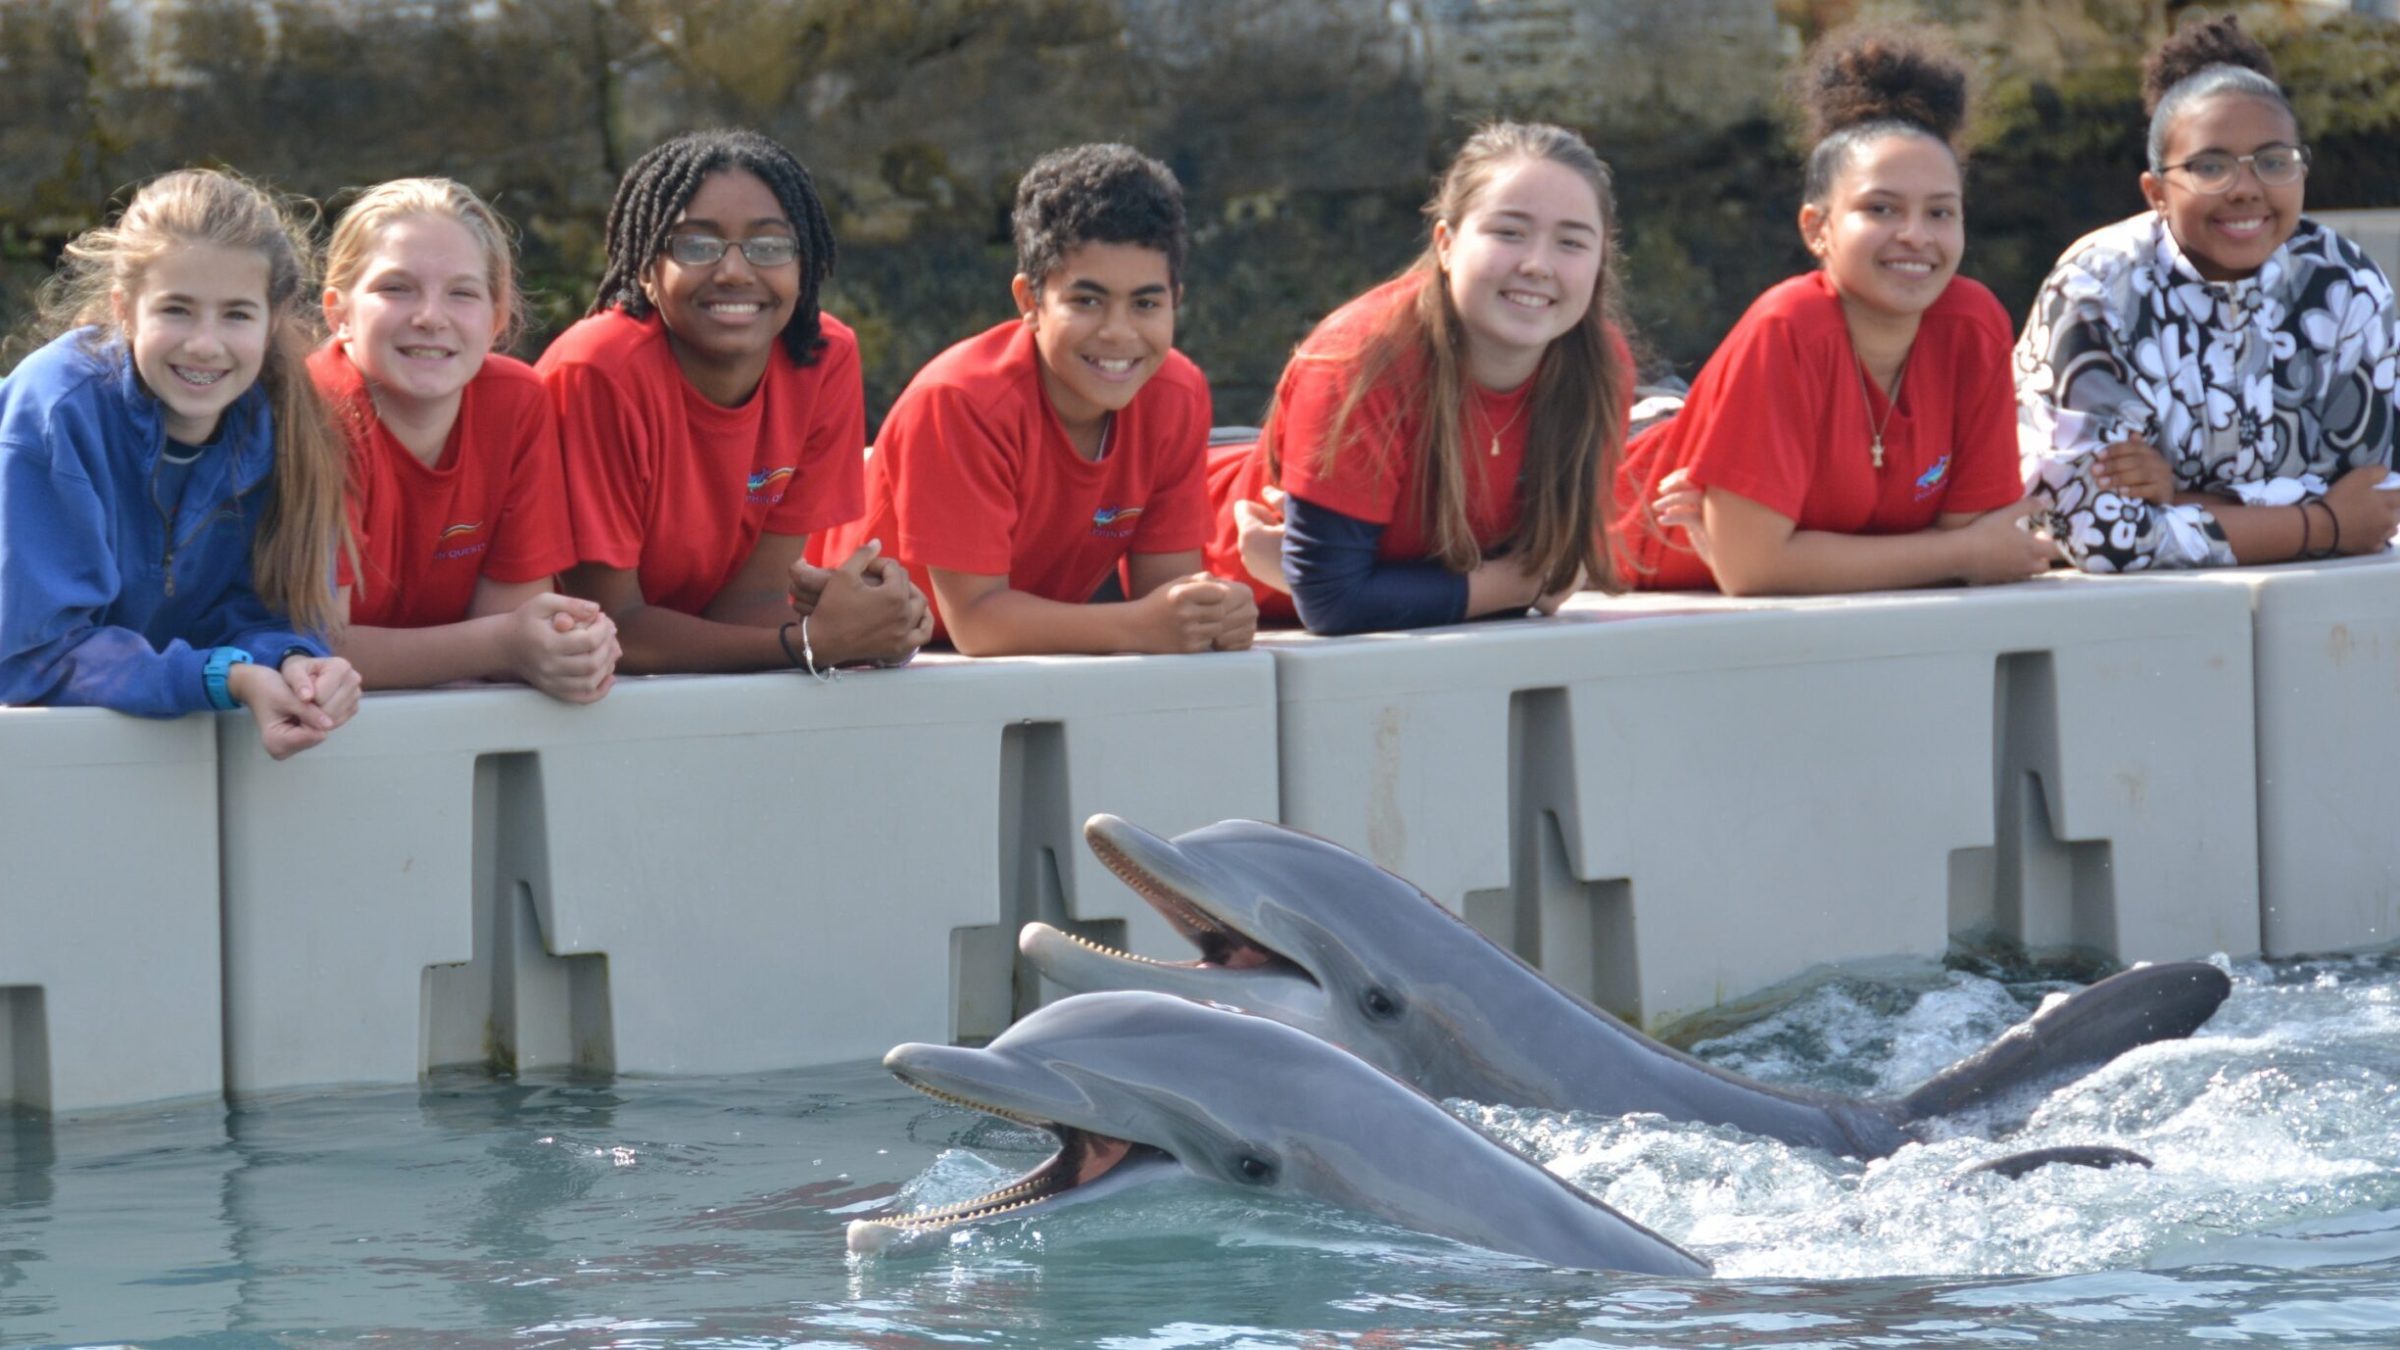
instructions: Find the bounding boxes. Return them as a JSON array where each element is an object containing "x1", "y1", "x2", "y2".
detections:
[
  {"x1": 218, "y1": 654, "x2": 1278, "y2": 1093},
  {"x1": 1270, "y1": 578, "x2": 2258, "y2": 1032},
  {"x1": 2152, "y1": 554, "x2": 2400, "y2": 957},
  {"x1": 0, "y1": 709, "x2": 222, "y2": 1113},
  {"x1": 2311, "y1": 209, "x2": 2400, "y2": 286}
]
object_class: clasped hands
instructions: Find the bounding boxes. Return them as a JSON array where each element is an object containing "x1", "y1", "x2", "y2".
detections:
[{"x1": 786, "y1": 539, "x2": 934, "y2": 668}]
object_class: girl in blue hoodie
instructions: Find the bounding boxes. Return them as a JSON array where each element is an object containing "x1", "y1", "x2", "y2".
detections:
[{"x1": 0, "y1": 168, "x2": 360, "y2": 758}]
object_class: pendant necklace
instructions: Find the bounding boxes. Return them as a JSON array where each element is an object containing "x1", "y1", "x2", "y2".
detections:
[
  {"x1": 1852, "y1": 348, "x2": 1911, "y2": 470},
  {"x1": 1479, "y1": 395, "x2": 1526, "y2": 457}
]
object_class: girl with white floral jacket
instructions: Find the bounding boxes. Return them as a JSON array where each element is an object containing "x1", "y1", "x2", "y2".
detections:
[{"x1": 2015, "y1": 16, "x2": 2398, "y2": 572}]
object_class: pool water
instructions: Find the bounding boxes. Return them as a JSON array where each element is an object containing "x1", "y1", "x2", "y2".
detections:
[{"x1": 6, "y1": 953, "x2": 2399, "y2": 1347}]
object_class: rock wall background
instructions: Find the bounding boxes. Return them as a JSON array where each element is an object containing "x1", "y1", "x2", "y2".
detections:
[{"x1": 0, "y1": 0, "x2": 2392, "y2": 425}]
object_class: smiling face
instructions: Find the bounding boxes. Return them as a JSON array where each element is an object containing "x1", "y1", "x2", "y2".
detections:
[
  {"x1": 116, "y1": 242, "x2": 272, "y2": 445},
  {"x1": 640, "y1": 168, "x2": 801, "y2": 405},
  {"x1": 1802, "y1": 130, "x2": 1964, "y2": 336},
  {"x1": 1009, "y1": 240, "x2": 1176, "y2": 457},
  {"x1": 1433, "y1": 156, "x2": 1606, "y2": 390},
  {"x1": 326, "y1": 213, "x2": 498, "y2": 425},
  {"x1": 2141, "y1": 93, "x2": 2305, "y2": 283}
]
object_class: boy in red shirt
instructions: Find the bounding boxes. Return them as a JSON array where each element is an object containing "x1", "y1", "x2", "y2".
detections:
[{"x1": 817, "y1": 144, "x2": 1255, "y2": 655}]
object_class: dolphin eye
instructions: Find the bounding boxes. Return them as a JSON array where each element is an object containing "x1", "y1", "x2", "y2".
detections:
[
  {"x1": 1360, "y1": 987, "x2": 1402, "y2": 1020},
  {"x1": 1235, "y1": 1154, "x2": 1275, "y2": 1184}
]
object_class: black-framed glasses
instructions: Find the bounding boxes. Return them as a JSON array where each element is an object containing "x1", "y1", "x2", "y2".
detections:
[
  {"x1": 661, "y1": 233, "x2": 801, "y2": 268},
  {"x1": 2160, "y1": 145, "x2": 2310, "y2": 194}
]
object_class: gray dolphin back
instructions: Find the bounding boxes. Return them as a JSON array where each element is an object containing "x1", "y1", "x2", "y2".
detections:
[{"x1": 1894, "y1": 961, "x2": 2232, "y2": 1125}]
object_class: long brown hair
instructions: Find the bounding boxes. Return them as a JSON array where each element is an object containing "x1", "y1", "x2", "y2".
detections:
[
  {"x1": 41, "y1": 168, "x2": 345, "y2": 634},
  {"x1": 1266, "y1": 121, "x2": 1628, "y2": 593}
]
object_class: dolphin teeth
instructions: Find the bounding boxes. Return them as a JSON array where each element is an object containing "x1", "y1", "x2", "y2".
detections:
[
  {"x1": 1090, "y1": 833, "x2": 1233, "y2": 943},
  {"x1": 886, "y1": 1190, "x2": 1046, "y2": 1232},
  {"x1": 886, "y1": 1177, "x2": 1047, "y2": 1226},
  {"x1": 1065, "y1": 931, "x2": 1163, "y2": 964},
  {"x1": 876, "y1": 1149, "x2": 1061, "y2": 1228},
  {"x1": 897, "y1": 1076, "x2": 1045, "y2": 1129},
  {"x1": 882, "y1": 1075, "x2": 1087, "y2": 1230}
]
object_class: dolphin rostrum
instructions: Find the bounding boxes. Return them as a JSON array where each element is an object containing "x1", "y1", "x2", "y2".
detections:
[
  {"x1": 849, "y1": 989, "x2": 1710, "y2": 1276},
  {"x1": 1022, "y1": 816, "x2": 2231, "y2": 1160}
]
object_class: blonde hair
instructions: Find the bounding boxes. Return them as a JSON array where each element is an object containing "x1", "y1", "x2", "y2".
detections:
[
  {"x1": 39, "y1": 168, "x2": 344, "y2": 634},
  {"x1": 324, "y1": 176, "x2": 524, "y2": 349},
  {"x1": 1267, "y1": 122, "x2": 1627, "y2": 593}
]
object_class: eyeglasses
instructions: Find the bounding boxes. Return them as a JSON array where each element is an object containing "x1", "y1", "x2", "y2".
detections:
[
  {"x1": 2160, "y1": 145, "x2": 2310, "y2": 194},
  {"x1": 661, "y1": 233, "x2": 801, "y2": 268}
]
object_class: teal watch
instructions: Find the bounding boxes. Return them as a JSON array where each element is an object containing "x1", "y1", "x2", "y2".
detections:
[{"x1": 202, "y1": 646, "x2": 252, "y2": 711}]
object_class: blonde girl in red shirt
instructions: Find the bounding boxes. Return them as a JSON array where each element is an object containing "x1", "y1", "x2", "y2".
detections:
[
  {"x1": 317, "y1": 178, "x2": 619, "y2": 700},
  {"x1": 1624, "y1": 27, "x2": 2051, "y2": 594}
]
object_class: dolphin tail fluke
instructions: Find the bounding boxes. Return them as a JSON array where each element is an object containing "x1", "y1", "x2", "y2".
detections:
[
  {"x1": 1956, "y1": 1143, "x2": 2153, "y2": 1184},
  {"x1": 1894, "y1": 960, "x2": 2231, "y2": 1127}
]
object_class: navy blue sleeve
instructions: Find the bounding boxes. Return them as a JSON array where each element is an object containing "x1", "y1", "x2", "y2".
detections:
[{"x1": 1283, "y1": 494, "x2": 1470, "y2": 636}]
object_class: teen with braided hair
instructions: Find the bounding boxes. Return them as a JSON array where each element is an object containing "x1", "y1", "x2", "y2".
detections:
[
  {"x1": 1624, "y1": 27, "x2": 2049, "y2": 593},
  {"x1": 2015, "y1": 16, "x2": 2398, "y2": 571},
  {"x1": 539, "y1": 128, "x2": 930, "y2": 674}
]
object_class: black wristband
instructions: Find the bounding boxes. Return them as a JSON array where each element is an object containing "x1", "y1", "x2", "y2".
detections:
[{"x1": 776, "y1": 621, "x2": 804, "y2": 668}]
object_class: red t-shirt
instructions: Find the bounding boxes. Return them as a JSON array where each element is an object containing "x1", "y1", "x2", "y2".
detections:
[
  {"x1": 1204, "y1": 273, "x2": 1630, "y2": 614},
  {"x1": 537, "y1": 309, "x2": 866, "y2": 615},
  {"x1": 311, "y1": 346, "x2": 578, "y2": 628},
  {"x1": 815, "y1": 320, "x2": 1212, "y2": 637},
  {"x1": 1614, "y1": 271, "x2": 2024, "y2": 590}
]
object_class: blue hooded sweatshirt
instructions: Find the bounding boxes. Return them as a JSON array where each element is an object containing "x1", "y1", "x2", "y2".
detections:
[{"x1": 0, "y1": 327, "x2": 326, "y2": 715}]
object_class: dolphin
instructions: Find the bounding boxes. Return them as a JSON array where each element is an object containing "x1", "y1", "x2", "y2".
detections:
[
  {"x1": 1022, "y1": 816, "x2": 2232, "y2": 1160},
  {"x1": 848, "y1": 989, "x2": 1710, "y2": 1276}
]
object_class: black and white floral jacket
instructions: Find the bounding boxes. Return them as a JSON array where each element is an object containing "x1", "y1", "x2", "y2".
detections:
[{"x1": 2014, "y1": 213, "x2": 2398, "y2": 571}]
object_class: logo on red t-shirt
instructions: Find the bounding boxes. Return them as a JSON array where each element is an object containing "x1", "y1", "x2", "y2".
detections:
[
  {"x1": 747, "y1": 465, "x2": 795, "y2": 504},
  {"x1": 1092, "y1": 505, "x2": 1144, "y2": 539},
  {"x1": 434, "y1": 521, "x2": 487, "y2": 562},
  {"x1": 1912, "y1": 454, "x2": 1951, "y2": 503}
]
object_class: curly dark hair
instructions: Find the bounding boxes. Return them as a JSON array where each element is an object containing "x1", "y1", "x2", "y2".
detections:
[
  {"x1": 1796, "y1": 26, "x2": 1971, "y2": 206},
  {"x1": 1011, "y1": 143, "x2": 1188, "y2": 293},
  {"x1": 2141, "y1": 16, "x2": 2293, "y2": 171},
  {"x1": 2143, "y1": 14, "x2": 2276, "y2": 112},
  {"x1": 589, "y1": 128, "x2": 840, "y2": 366}
]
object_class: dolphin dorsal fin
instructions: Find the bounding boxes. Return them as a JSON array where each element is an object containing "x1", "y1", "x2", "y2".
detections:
[{"x1": 1895, "y1": 961, "x2": 2230, "y2": 1125}]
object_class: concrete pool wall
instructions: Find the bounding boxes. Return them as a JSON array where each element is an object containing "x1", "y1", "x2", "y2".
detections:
[{"x1": 5, "y1": 556, "x2": 2397, "y2": 1113}]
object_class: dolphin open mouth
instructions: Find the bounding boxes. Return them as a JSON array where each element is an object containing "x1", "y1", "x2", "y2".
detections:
[
  {"x1": 1083, "y1": 821, "x2": 1305, "y2": 977},
  {"x1": 849, "y1": 1072, "x2": 1171, "y2": 1250}
]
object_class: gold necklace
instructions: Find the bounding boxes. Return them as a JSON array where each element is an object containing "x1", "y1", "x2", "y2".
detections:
[
  {"x1": 1478, "y1": 394, "x2": 1526, "y2": 457},
  {"x1": 1851, "y1": 349, "x2": 1910, "y2": 470}
]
